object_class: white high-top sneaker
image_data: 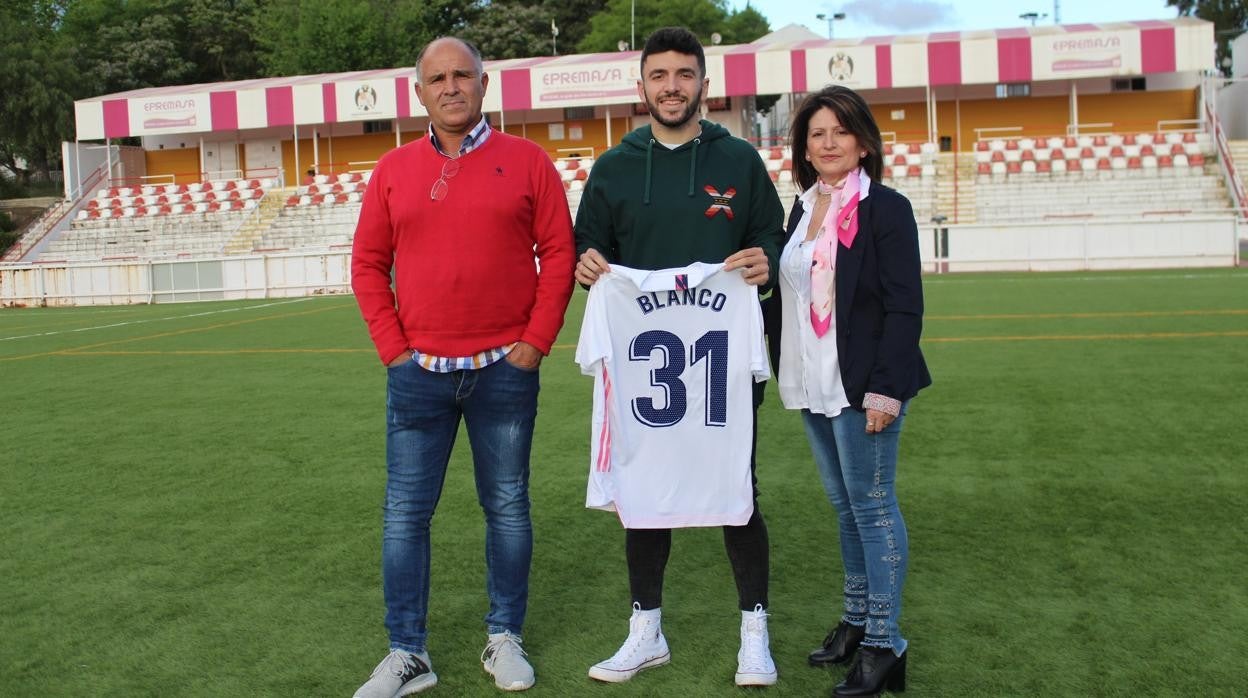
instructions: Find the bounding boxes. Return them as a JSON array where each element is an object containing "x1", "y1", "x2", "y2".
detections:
[
  {"x1": 588, "y1": 603, "x2": 671, "y2": 682},
  {"x1": 736, "y1": 604, "x2": 778, "y2": 686}
]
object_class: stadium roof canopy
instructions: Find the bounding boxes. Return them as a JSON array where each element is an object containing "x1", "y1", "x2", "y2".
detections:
[{"x1": 73, "y1": 17, "x2": 1213, "y2": 141}]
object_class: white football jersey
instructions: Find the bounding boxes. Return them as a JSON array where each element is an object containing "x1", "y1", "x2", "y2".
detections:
[{"x1": 575, "y1": 262, "x2": 770, "y2": 528}]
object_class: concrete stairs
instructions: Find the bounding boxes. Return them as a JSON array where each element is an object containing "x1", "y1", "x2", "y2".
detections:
[
  {"x1": 223, "y1": 189, "x2": 291, "y2": 254},
  {"x1": 1225, "y1": 140, "x2": 1248, "y2": 215},
  {"x1": 932, "y1": 152, "x2": 978, "y2": 225}
]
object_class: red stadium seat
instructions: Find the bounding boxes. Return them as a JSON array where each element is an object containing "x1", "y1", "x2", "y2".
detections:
[
  {"x1": 1064, "y1": 137, "x2": 1078, "y2": 148},
  {"x1": 87, "y1": 208, "x2": 101, "y2": 219},
  {"x1": 158, "y1": 205, "x2": 172, "y2": 215},
  {"x1": 208, "y1": 201, "x2": 222, "y2": 211},
  {"x1": 1066, "y1": 159, "x2": 1082, "y2": 172},
  {"x1": 991, "y1": 150, "x2": 1005, "y2": 162},
  {"x1": 768, "y1": 171, "x2": 779, "y2": 182},
  {"x1": 1190, "y1": 153, "x2": 1206, "y2": 167},
  {"x1": 134, "y1": 206, "x2": 148, "y2": 217},
  {"x1": 1127, "y1": 157, "x2": 1142, "y2": 169},
  {"x1": 286, "y1": 195, "x2": 300, "y2": 206},
  {"x1": 1170, "y1": 143, "x2": 1185, "y2": 156},
  {"x1": 248, "y1": 179, "x2": 262, "y2": 189},
  {"x1": 1182, "y1": 132, "x2": 1197, "y2": 143},
  {"x1": 106, "y1": 187, "x2": 119, "y2": 197},
  {"x1": 893, "y1": 154, "x2": 906, "y2": 165},
  {"x1": 1036, "y1": 160, "x2": 1052, "y2": 173},
  {"x1": 155, "y1": 194, "x2": 169, "y2": 205},
  {"x1": 1140, "y1": 145, "x2": 1155, "y2": 157},
  {"x1": 977, "y1": 162, "x2": 991, "y2": 175},
  {"x1": 769, "y1": 147, "x2": 783, "y2": 160},
  {"x1": 906, "y1": 165, "x2": 921, "y2": 177},
  {"x1": 230, "y1": 199, "x2": 245, "y2": 210},
  {"x1": 1021, "y1": 150, "x2": 1035, "y2": 161},
  {"x1": 975, "y1": 141, "x2": 989, "y2": 151},
  {"x1": 1093, "y1": 136, "x2": 1107, "y2": 147},
  {"x1": 223, "y1": 180, "x2": 237, "y2": 190},
  {"x1": 1110, "y1": 146, "x2": 1124, "y2": 157},
  {"x1": 1123, "y1": 134, "x2": 1137, "y2": 145},
  {"x1": 1006, "y1": 161, "x2": 1021, "y2": 174},
  {"x1": 1158, "y1": 155, "x2": 1173, "y2": 168},
  {"x1": 1096, "y1": 158, "x2": 1111, "y2": 170},
  {"x1": 227, "y1": 190, "x2": 241, "y2": 201},
  {"x1": 1050, "y1": 148, "x2": 1065, "y2": 160},
  {"x1": 86, "y1": 199, "x2": 99, "y2": 209},
  {"x1": 1080, "y1": 147, "x2": 1094, "y2": 158},
  {"x1": 1005, "y1": 139, "x2": 1019, "y2": 150},
  {"x1": 335, "y1": 194, "x2": 349, "y2": 205},
  {"x1": 575, "y1": 169, "x2": 589, "y2": 181},
  {"x1": 565, "y1": 159, "x2": 580, "y2": 170},
  {"x1": 179, "y1": 193, "x2": 193, "y2": 204}
]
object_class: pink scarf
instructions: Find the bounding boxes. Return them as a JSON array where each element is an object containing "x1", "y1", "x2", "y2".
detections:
[{"x1": 810, "y1": 169, "x2": 861, "y2": 338}]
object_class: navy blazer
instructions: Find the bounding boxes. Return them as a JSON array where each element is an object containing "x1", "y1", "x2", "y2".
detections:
[{"x1": 763, "y1": 183, "x2": 931, "y2": 409}]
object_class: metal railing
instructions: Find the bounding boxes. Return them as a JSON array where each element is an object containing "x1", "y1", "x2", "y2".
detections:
[
  {"x1": 1203, "y1": 92, "x2": 1247, "y2": 218},
  {"x1": 1, "y1": 165, "x2": 108, "y2": 263}
]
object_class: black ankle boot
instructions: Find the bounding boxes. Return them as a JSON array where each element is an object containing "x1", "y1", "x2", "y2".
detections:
[
  {"x1": 833, "y1": 646, "x2": 906, "y2": 696},
  {"x1": 808, "y1": 621, "x2": 865, "y2": 666}
]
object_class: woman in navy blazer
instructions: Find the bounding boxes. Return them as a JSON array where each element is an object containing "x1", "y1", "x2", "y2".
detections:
[{"x1": 767, "y1": 85, "x2": 931, "y2": 697}]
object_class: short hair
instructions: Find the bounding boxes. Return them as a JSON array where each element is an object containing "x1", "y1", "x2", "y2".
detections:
[
  {"x1": 789, "y1": 85, "x2": 884, "y2": 189},
  {"x1": 414, "y1": 37, "x2": 484, "y2": 84},
  {"x1": 640, "y1": 26, "x2": 706, "y2": 77}
]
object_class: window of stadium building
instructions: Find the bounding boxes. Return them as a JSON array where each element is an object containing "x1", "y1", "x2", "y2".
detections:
[
  {"x1": 1112, "y1": 77, "x2": 1147, "y2": 92},
  {"x1": 995, "y1": 83, "x2": 1030, "y2": 99},
  {"x1": 363, "y1": 120, "x2": 393, "y2": 134}
]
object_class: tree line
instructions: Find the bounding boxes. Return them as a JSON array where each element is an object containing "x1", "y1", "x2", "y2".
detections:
[{"x1": 0, "y1": 0, "x2": 770, "y2": 189}]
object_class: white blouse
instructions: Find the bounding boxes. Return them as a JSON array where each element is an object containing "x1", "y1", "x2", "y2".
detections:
[{"x1": 776, "y1": 170, "x2": 873, "y2": 416}]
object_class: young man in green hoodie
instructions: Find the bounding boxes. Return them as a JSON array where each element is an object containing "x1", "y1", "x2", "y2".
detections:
[{"x1": 574, "y1": 26, "x2": 786, "y2": 688}]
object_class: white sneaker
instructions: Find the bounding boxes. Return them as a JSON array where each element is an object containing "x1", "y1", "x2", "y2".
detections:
[
  {"x1": 736, "y1": 604, "x2": 778, "y2": 686},
  {"x1": 481, "y1": 631, "x2": 535, "y2": 691},
  {"x1": 588, "y1": 603, "x2": 671, "y2": 683},
  {"x1": 353, "y1": 649, "x2": 437, "y2": 697}
]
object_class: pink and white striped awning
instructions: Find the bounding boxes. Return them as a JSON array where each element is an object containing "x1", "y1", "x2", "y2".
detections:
[{"x1": 74, "y1": 17, "x2": 1212, "y2": 141}]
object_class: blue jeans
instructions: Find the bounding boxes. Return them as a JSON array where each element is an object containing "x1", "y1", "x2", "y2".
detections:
[
  {"x1": 801, "y1": 404, "x2": 910, "y2": 655},
  {"x1": 382, "y1": 357, "x2": 539, "y2": 653}
]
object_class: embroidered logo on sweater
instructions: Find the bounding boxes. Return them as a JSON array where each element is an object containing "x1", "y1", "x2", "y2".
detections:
[{"x1": 703, "y1": 186, "x2": 736, "y2": 220}]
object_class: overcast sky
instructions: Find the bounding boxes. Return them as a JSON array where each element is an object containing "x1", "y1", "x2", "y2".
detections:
[{"x1": 729, "y1": 0, "x2": 1179, "y2": 39}]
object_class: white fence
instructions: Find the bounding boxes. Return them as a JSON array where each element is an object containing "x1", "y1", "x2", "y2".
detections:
[
  {"x1": 1, "y1": 217, "x2": 1240, "y2": 307},
  {"x1": 918, "y1": 216, "x2": 1239, "y2": 273},
  {"x1": 1, "y1": 251, "x2": 352, "y2": 306}
]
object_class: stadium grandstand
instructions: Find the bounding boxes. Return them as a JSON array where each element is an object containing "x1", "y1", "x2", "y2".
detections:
[{"x1": 2, "y1": 16, "x2": 1245, "y2": 306}]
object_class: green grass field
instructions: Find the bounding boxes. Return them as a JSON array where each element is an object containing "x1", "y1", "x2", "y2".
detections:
[{"x1": 2, "y1": 268, "x2": 1246, "y2": 697}]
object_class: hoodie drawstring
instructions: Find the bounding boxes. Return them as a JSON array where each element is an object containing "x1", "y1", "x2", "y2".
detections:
[
  {"x1": 644, "y1": 138, "x2": 654, "y2": 205},
  {"x1": 687, "y1": 137, "x2": 700, "y2": 197}
]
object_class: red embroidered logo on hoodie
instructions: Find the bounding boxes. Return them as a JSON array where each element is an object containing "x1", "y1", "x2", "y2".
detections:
[{"x1": 703, "y1": 186, "x2": 736, "y2": 220}]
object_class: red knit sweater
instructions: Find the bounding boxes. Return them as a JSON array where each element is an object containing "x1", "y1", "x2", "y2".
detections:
[{"x1": 351, "y1": 132, "x2": 575, "y2": 365}]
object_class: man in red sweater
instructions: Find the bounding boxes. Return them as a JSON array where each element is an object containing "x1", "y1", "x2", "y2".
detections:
[{"x1": 350, "y1": 37, "x2": 574, "y2": 697}]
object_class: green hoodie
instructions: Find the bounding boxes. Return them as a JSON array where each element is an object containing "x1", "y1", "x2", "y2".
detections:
[{"x1": 574, "y1": 119, "x2": 785, "y2": 289}]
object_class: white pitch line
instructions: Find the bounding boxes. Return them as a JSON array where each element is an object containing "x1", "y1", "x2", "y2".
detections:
[
  {"x1": 0, "y1": 298, "x2": 320, "y2": 343},
  {"x1": 924, "y1": 271, "x2": 1246, "y2": 285}
]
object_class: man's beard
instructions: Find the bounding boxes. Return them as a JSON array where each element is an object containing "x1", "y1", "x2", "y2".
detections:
[{"x1": 646, "y1": 85, "x2": 704, "y2": 129}]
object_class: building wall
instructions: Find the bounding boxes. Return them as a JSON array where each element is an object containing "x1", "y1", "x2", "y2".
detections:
[
  {"x1": 869, "y1": 88, "x2": 1199, "y2": 148},
  {"x1": 144, "y1": 147, "x2": 200, "y2": 185}
]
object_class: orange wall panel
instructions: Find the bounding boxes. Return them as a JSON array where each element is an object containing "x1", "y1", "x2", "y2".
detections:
[
  {"x1": 144, "y1": 148, "x2": 201, "y2": 185},
  {"x1": 862, "y1": 88, "x2": 1198, "y2": 150}
]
